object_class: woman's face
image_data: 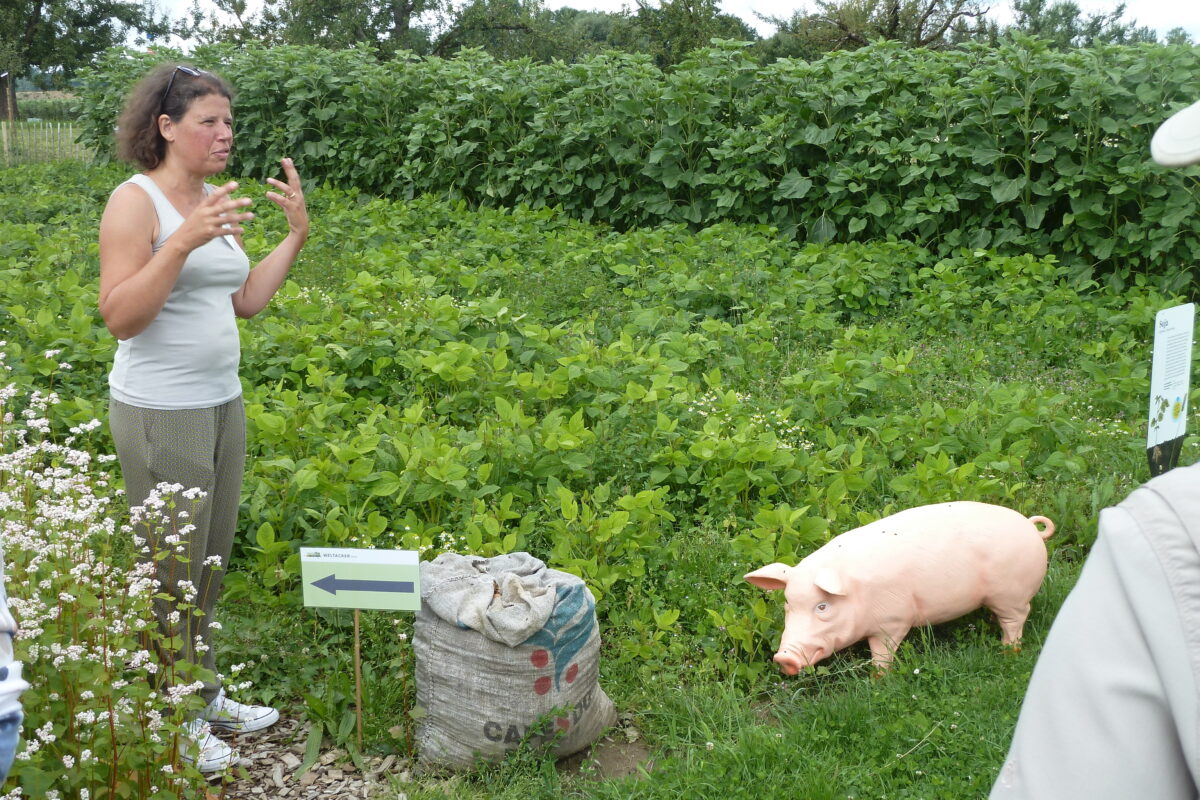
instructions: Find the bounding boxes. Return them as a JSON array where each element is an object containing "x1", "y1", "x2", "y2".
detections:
[{"x1": 162, "y1": 92, "x2": 234, "y2": 175}]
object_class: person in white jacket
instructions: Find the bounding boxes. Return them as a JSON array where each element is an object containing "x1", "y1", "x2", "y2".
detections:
[
  {"x1": 991, "y1": 98, "x2": 1200, "y2": 799},
  {"x1": 0, "y1": 552, "x2": 29, "y2": 782}
]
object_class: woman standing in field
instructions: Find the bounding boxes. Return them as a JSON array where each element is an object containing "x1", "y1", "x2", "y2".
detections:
[{"x1": 98, "y1": 63, "x2": 308, "y2": 773}]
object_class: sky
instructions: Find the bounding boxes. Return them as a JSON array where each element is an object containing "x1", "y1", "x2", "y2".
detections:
[{"x1": 161, "y1": 0, "x2": 1200, "y2": 41}]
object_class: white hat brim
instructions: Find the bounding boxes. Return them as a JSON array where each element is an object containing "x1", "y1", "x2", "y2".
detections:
[{"x1": 1152, "y1": 99, "x2": 1200, "y2": 167}]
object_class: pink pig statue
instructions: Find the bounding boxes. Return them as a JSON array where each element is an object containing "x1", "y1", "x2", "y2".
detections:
[{"x1": 745, "y1": 501, "x2": 1054, "y2": 673}]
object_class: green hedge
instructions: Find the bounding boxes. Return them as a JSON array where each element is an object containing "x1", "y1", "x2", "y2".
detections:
[
  {"x1": 77, "y1": 39, "x2": 1200, "y2": 284},
  {"x1": 15, "y1": 95, "x2": 79, "y2": 121}
]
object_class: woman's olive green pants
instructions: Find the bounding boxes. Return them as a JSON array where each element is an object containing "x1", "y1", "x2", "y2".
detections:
[{"x1": 110, "y1": 395, "x2": 245, "y2": 706}]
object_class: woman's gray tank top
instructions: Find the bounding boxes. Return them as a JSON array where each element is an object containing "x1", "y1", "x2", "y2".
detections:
[{"x1": 107, "y1": 174, "x2": 251, "y2": 410}]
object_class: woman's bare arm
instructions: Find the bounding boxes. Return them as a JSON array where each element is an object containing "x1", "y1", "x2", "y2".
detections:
[{"x1": 99, "y1": 180, "x2": 253, "y2": 340}]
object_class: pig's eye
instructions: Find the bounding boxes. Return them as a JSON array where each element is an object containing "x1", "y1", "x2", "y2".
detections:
[{"x1": 814, "y1": 602, "x2": 830, "y2": 614}]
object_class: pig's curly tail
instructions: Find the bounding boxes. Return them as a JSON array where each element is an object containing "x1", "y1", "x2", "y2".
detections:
[{"x1": 1028, "y1": 515, "x2": 1055, "y2": 539}]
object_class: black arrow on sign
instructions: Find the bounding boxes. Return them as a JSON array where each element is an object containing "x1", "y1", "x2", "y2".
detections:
[{"x1": 311, "y1": 574, "x2": 415, "y2": 596}]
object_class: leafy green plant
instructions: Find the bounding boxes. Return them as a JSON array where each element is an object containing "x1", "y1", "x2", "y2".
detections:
[
  {"x1": 74, "y1": 39, "x2": 1200, "y2": 285},
  {"x1": 16, "y1": 95, "x2": 80, "y2": 121}
]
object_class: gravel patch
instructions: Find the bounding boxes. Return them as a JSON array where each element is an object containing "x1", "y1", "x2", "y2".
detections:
[
  {"x1": 202, "y1": 711, "x2": 652, "y2": 798},
  {"x1": 204, "y1": 716, "x2": 402, "y2": 799}
]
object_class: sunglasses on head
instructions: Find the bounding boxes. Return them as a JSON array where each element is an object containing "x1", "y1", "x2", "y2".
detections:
[{"x1": 159, "y1": 65, "x2": 210, "y2": 115}]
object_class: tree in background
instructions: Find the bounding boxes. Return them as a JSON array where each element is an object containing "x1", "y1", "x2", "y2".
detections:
[
  {"x1": 1164, "y1": 27, "x2": 1195, "y2": 46},
  {"x1": 264, "y1": 0, "x2": 435, "y2": 54},
  {"x1": 754, "y1": 0, "x2": 1190, "y2": 61},
  {"x1": 177, "y1": 0, "x2": 753, "y2": 66},
  {"x1": 427, "y1": 0, "x2": 551, "y2": 59},
  {"x1": 178, "y1": 0, "x2": 272, "y2": 47},
  {"x1": 0, "y1": 41, "x2": 17, "y2": 121},
  {"x1": 181, "y1": 0, "x2": 607, "y2": 62},
  {"x1": 0, "y1": 0, "x2": 169, "y2": 118},
  {"x1": 1005, "y1": 0, "x2": 1159, "y2": 48},
  {"x1": 179, "y1": 0, "x2": 434, "y2": 53},
  {"x1": 611, "y1": 0, "x2": 757, "y2": 68},
  {"x1": 546, "y1": 6, "x2": 624, "y2": 51},
  {"x1": 756, "y1": 0, "x2": 987, "y2": 60},
  {"x1": 18, "y1": 0, "x2": 1190, "y2": 88}
]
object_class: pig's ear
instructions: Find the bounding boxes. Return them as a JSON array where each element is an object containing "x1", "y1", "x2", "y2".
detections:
[
  {"x1": 744, "y1": 563, "x2": 790, "y2": 591},
  {"x1": 813, "y1": 567, "x2": 847, "y2": 596}
]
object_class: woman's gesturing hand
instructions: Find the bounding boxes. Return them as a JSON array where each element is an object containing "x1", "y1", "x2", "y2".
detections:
[
  {"x1": 227, "y1": 157, "x2": 310, "y2": 319},
  {"x1": 265, "y1": 158, "x2": 309, "y2": 240},
  {"x1": 176, "y1": 180, "x2": 254, "y2": 252}
]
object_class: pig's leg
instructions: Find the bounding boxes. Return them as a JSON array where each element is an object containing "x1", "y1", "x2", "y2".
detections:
[
  {"x1": 991, "y1": 601, "x2": 1031, "y2": 646},
  {"x1": 867, "y1": 627, "x2": 910, "y2": 671}
]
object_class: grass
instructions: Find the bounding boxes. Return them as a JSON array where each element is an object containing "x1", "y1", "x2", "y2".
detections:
[
  {"x1": 584, "y1": 557, "x2": 1082, "y2": 800},
  {"x1": 213, "y1": 555, "x2": 1082, "y2": 799},
  {"x1": 209, "y1": 447, "x2": 1087, "y2": 800}
]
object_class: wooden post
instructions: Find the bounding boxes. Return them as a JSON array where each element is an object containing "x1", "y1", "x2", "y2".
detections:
[{"x1": 354, "y1": 609, "x2": 364, "y2": 751}]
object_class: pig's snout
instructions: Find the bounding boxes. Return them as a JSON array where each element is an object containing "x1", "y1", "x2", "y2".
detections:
[
  {"x1": 774, "y1": 651, "x2": 804, "y2": 676},
  {"x1": 773, "y1": 642, "x2": 823, "y2": 675}
]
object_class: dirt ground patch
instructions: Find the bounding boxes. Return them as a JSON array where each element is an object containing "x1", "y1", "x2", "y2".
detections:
[
  {"x1": 204, "y1": 716, "x2": 388, "y2": 799},
  {"x1": 203, "y1": 712, "x2": 654, "y2": 798},
  {"x1": 558, "y1": 735, "x2": 655, "y2": 781}
]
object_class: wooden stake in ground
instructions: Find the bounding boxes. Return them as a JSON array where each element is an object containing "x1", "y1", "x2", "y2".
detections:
[{"x1": 354, "y1": 608, "x2": 364, "y2": 751}]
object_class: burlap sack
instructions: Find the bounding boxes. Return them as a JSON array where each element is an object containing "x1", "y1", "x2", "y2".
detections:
[{"x1": 413, "y1": 552, "x2": 616, "y2": 769}]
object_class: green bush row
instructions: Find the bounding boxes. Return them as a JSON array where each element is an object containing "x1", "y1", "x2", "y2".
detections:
[
  {"x1": 15, "y1": 95, "x2": 79, "y2": 121},
  {"x1": 75, "y1": 38, "x2": 1200, "y2": 284},
  {"x1": 0, "y1": 162, "x2": 1174, "y2": 679}
]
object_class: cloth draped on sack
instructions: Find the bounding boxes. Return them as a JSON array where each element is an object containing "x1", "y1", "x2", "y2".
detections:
[
  {"x1": 414, "y1": 552, "x2": 616, "y2": 770},
  {"x1": 422, "y1": 552, "x2": 566, "y2": 646}
]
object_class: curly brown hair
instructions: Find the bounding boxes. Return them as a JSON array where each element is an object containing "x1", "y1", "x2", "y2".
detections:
[{"x1": 115, "y1": 63, "x2": 235, "y2": 170}]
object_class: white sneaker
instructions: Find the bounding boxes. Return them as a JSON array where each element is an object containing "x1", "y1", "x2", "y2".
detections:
[
  {"x1": 201, "y1": 689, "x2": 280, "y2": 734},
  {"x1": 181, "y1": 718, "x2": 237, "y2": 773}
]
